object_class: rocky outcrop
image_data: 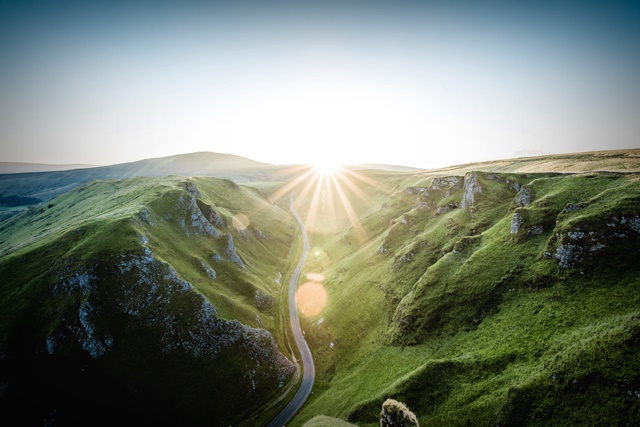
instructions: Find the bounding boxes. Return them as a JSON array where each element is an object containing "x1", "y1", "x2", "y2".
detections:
[
  {"x1": 460, "y1": 172, "x2": 482, "y2": 208},
  {"x1": 48, "y1": 250, "x2": 292, "y2": 368},
  {"x1": 515, "y1": 185, "x2": 533, "y2": 207},
  {"x1": 201, "y1": 260, "x2": 217, "y2": 279},
  {"x1": 549, "y1": 214, "x2": 640, "y2": 268},
  {"x1": 255, "y1": 289, "x2": 275, "y2": 311},
  {"x1": 224, "y1": 233, "x2": 246, "y2": 268},
  {"x1": 511, "y1": 211, "x2": 525, "y2": 235},
  {"x1": 380, "y1": 398, "x2": 420, "y2": 427},
  {"x1": 486, "y1": 173, "x2": 521, "y2": 191},
  {"x1": 435, "y1": 202, "x2": 459, "y2": 216},
  {"x1": 413, "y1": 176, "x2": 463, "y2": 210},
  {"x1": 430, "y1": 176, "x2": 462, "y2": 196},
  {"x1": 197, "y1": 199, "x2": 225, "y2": 228},
  {"x1": 167, "y1": 193, "x2": 222, "y2": 238},
  {"x1": 405, "y1": 186, "x2": 428, "y2": 195},
  {"x1": 184, "y1": 180, "x2": 201, "y2": 198},
  {"x1": 38, "y1": 250, "x2": 295, "y2": 424}
]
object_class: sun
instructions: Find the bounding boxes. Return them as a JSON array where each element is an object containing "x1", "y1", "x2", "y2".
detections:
[{"x1": 312, "y1": 159, "x2": 342, "y2": 175}]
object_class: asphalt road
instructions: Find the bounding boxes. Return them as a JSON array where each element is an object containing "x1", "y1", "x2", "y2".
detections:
[{"x1": 266, "y1": 193, "x2": 315, "y2": 427}]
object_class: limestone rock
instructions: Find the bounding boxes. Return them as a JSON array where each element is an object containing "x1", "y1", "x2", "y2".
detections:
[
  {"x1": 414, "y1": 176, "x2": 462, "y2": 210},
  {"x1": 184, "y1": 180, "x2": 201, "y2": 198},
  {"x1": 435, "y1": 202, "x2": 459, "y2": 216},
  {"x1": 224, "y1": 233, "x2": 246, "y2": 269},
  {"x1": 552, "y1": 214, "x2": 640, "y2": 268},
  {"x1": 515, "y1": 185, "x2": 533, "y2": 207},
  {"x1": 380, "y1": 398, "x2": 420, "y2": 427},
  {"x1": 461, "y1": 172, "x2": 482, "y2": 208},
  {"x1": 511, "y1": 211, "x2": 524, "y2": 234}
]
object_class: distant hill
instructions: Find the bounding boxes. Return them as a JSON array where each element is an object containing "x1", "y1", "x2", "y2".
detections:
[
  {"x1": 420, "y1": 148, "x2": 640, "y2": 174},
  {"x1": 348, "y1": 163, "x2": 425, "y2": 172},
  {"x1": 0, "y1": 152, "x2": 280, "y2": 204},
  {"x1": 0, "y1": 163, "x2": 98, "y2": 174},
  {"x1": 1, "y1": 148, "x2": 639, "y2": 216}
]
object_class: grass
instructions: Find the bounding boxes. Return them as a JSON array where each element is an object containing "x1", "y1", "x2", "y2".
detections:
[
  {"x1": 1, "y1": 148, "x2": 639, "y2": 426},
  {"x1": 288, "y1": 166, "x2": 640, "y2": 426}
]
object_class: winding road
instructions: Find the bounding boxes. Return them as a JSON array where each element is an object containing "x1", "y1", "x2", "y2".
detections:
[{"x1": 266, "y1": 193, "x2": 315, "y2": 427}]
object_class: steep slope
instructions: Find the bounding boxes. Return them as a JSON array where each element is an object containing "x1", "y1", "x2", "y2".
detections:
[
  {"x1": 289, "y1": 169, "x2": 640, "y2": 426},
  {"x1": 0, "y1": 176, "x2": 298, "y2": 426}
]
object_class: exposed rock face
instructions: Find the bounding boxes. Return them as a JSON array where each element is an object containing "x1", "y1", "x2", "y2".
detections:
[
  {"x1": 49, "y1": 253, "x2": 291, "y2": 369},
  {"x1": 564, "y1": 203, "x2": 585, "y2": 213},
  {"x1": 430, "y1": 176, "x2": 462, "y2": 195},
  {"x1": 138, "y1": 208, "x2": 154, "y2": 226},
  {"x1": 486, "y1": 173, "x2": 521, "y2": 191},
  {"x1": 405, "y1": 186, "x2": 428, "y2": 195},
  {"x1": 184, "y1": 180, "x2": 201, "y2": 198},
  {"x1": 224, "y1": 233, "x2": 246, "y2": 268},
  {"x1": 201, "y1": 260, "x2": 217, "y2": 279},
  {"x1": 38, "y1": 251, "x2": 294, "y2": 424},
  {"x1": 170, "y1": 193, "x2": 222, "y2": 238},
  {"x1": 511, "y1": 211, "x2": 525, "y2": 234},
  {"x1": 461, "y1": 172, "x2": 482, "y2": 208},
  {"x1": 551, "y1": 214, "x2": 640, "y2": 268},
  {"x1": 380, "y1": 398, "x2": 420, "y2": 427},
  {"x1": 435, "y1": 202, "x2": 459, "y2": 216},
  {"x1": 413, "y1": 176, "x2": 463, "y2": 210},
  {"x1": 197, "y1": 200, "x2": 225, "y2": 228},
  {"x1": 515, "y1": 185, "x2": 533, "y2": 207}
]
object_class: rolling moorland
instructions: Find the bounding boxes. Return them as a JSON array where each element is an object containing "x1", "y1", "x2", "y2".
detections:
[{"x1": 0, "y1": 148, "x2": 639, "y2": 426}]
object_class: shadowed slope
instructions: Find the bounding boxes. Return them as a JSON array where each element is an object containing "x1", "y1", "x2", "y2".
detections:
[{"x1": 0, "y1": 176, "x2": 299, "y2": 426}]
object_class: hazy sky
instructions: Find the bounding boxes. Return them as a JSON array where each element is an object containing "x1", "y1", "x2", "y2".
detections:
[{"x1": 1, "y1": 0, "x2": 639, "y2": 169}]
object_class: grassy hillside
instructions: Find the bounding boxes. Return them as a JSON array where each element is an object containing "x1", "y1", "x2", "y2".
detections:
[
  {"x1": 419, "y1": 148, "x2": 640, "y2": 175},
  {"x1": 0, "y1": 176, "x2": 300, "y2": 426},
  {"x1": 283, "y1": 154, "x2": 640, "y2": 426}
]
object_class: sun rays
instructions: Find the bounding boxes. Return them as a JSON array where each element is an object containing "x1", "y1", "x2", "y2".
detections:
[
  {"x1": 267, "y1": 162, "x2": 394, "y2": 248},
  {"x1": 259, "y1": 162, "x2": 396, "y2": 319}
]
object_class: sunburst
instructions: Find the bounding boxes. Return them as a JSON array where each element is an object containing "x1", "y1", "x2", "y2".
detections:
[{"x1": 267, "y1": 162, "x2": 393, "y2": 247}]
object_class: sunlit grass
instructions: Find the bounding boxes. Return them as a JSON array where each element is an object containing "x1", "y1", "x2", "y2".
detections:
[{"x1": 292, "y1": 170, "x2": 640, "y2": 427}]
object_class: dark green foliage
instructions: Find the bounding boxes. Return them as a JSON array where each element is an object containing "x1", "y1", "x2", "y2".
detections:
[
  {"x1": 0, "y1": 193, "x2": 41, "y2": 206},
  {"x1": 0, "y1": 176, "x2": 298, "y2": 427}
]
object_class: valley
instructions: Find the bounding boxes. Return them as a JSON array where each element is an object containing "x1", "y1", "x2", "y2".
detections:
[{"x1": 0, "y1": 149, "x2": 639, "y2": 426}]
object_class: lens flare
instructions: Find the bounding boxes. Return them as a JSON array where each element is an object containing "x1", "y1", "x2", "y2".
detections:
[
  {"x1": 232, "y1": 213, "x2": 250, "y2": 231},
  {"x1": 297, "y1": 273, "x2": 328, "y2": 316}
]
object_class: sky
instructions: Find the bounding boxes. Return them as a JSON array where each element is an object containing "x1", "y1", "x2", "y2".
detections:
[{"x1": 0, "y1": 0, "x2": 639, "y2": 169}]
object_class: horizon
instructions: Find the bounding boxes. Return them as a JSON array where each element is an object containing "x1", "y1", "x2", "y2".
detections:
[
  {"x1": 2, "y1": 146, "x2": 637, "y2": 172},
  {"x1": 1, "y1": 1, "x2": 639, "y2": 169}
]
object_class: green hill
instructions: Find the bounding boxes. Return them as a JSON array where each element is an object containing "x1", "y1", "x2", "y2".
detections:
[
  {"x1": 281, "y1": 152, "x2": 640, "y2": 426},
  {"x1": 0, "y1": 176, "x2": 299, "y2": 426},
  {"x1": 0, "y1": 152, "x2": 280, "y2": 211}
]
